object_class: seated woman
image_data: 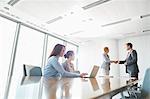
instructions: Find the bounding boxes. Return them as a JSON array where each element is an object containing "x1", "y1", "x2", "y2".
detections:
[
  {"x1": 62, "y1": 50, "x2": 80, "y2": 73},
  {"x1": 44, "y1": 44, "x2": 87, "y2": 78}
]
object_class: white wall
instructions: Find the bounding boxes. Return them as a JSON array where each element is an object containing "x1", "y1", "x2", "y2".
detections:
[
  {"x1": 118, "y1": 34, "x2": 150, "y2": 79},
  {"x1": 77, "y1": 33, "x2": 150, "y2": 79},
  {"x1": 78, "y1": 39, "x2": 120, "y2": 77}
]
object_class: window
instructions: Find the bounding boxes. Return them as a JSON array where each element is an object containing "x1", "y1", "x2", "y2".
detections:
[
  {"x1": 0, "y1": 15, "x2": 79, "y2": 99},
  {"x1": 0, "y1": 16, "x2": 17, "y2": 99},
  {"x1": 8, "y1": 25, "x2": 45, "y2": 99}
]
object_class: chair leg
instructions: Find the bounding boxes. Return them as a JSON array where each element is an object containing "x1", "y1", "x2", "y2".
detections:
[
  {"x1": 120, "y1": 91, "x2": 126, "y2": 99},
  {"x1": 127, "y1": 88, "x2": 138, "y2": 99}
]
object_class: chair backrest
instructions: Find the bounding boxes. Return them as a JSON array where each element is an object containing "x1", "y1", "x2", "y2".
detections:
[
  {"x1": 142, "y1": 68, "x2": 150, "y2": 98},
  {"x1": 23, "y1": 64, "x2": 42, "y2": 76}
]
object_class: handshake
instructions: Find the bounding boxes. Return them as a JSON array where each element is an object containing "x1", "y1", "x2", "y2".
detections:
[{"x1": 111, "y1": 60, "x2": 119, "y2": 64}]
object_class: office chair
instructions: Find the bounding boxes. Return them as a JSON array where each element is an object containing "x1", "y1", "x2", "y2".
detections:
[
  {"x1": 127, "y1": 68, "x2": 150, "y2": 99},
  {"x1": 23, "y1": 64, "x2": 42, "y2": 76}
]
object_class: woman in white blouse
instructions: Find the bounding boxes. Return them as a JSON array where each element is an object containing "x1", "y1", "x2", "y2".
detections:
[
  {"x1": 62, "y1": 50, "x2": 80, "y2": 73},
  {"x1": 101, "y1": 47, "x2": 117, "y2": 75}
]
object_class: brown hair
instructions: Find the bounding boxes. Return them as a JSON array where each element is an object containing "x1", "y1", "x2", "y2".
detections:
[
  {"x1": 49, "y1": 44, "x2": 65, "y2": 58},
  {"x1": 104, "y1": 47, "x2": 109, "y2": 52}
]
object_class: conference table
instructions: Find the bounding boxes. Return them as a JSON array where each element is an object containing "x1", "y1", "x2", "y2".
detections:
[{"x1": 9, "y1": 76, "x2": 138, "y2": 99}]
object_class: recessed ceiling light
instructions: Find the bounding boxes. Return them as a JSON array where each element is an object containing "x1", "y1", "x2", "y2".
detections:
[
  {"x1": 69, "y1": 30, "x2": 84, "y2": 35},
  {"x1": 82, "y1": 0, "x2": 111, "y2": 10},
  {"x1": 101, "y1": 18, "x2": 131, "y2": 27},
  {"x1": 89, "y1": 18, "x2": 93, "y2": 21},
  {"x1": 4, "y1": 7, "x2": 9, "y2": 10},
  {"x1": 8, "y1": 0, "x2": 20, "y2": 6},
  {"x1": 46, "y1": 16, "x2": 63, "y2": 24},
  {"x1": 121, "y1": 32, "x2": 136, "y2": 36},
  {"x1": 143, "y1": 30, "x2": 150, "y2": 32},
  {"x1": 140, "y1": 14, "x2": 150, "y2": 18}
]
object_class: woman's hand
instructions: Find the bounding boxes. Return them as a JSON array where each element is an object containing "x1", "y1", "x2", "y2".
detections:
[
  {"x1": 111, "y1": 60, "x2": 118, "y2": 64},
  {"x1": 112, "y1": 60, "x2": 120, "y2": 64},
  {"x1": 114, "y1": 60, "x2": 119, "y2": 64},
  {"x1": 80, "y1": 73, "x2": 88, "y2": 78}
]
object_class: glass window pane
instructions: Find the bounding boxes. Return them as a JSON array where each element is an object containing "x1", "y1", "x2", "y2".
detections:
[
  {"x1": 8, "y1": 26, "x2": 45, "y2": 99},
  {"x1": 0, "y1": 16, "x2": 17, "y2": 99}
]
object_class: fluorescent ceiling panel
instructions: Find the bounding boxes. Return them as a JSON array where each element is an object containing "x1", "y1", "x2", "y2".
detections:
[
  {"x1": 140, "y1": 14, "x2": 150, "y2": 18},
  {"x1": 8, "y1": 0, "x2": 20, "y2": 6},
  {"x1": 82, "y1": 0, "x2": 111, "y2": 10},
  {"x1": 101, "y1": 18, "x2": 131, "y2": 27},
  {"x1": 46, "y1": 16, "x2": 63, "y2": 24},
  {"x1": 143, "y1": 29, "x2": 150, "y2": 32}
]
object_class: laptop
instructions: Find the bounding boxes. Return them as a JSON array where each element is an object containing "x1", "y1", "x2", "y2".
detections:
[
  {"x1": 89, "y1": 78, "x2": 99, "y2": 91},
  {"x1": 84, "y1": 65, "x2": 99, "y2": 78}
]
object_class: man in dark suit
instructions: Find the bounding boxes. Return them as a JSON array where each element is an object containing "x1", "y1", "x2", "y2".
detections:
[{"x1": 119, "y1": 43, "x2": 139, "y2": 79}]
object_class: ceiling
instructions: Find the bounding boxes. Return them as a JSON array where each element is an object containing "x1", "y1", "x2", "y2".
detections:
[{"x1": 2, "y1": 0, "x2": 150, "y2": 39}]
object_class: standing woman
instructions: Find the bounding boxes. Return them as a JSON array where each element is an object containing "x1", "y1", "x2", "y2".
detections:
[
  {"x1": 101, "y1": 47, "x2": 116, "y2": 76},
  {"x1": 62, "y1": 50, "x2": 80, "y2": 73},
  {"x1": 44, "y1": 44, "x2": 87, "y2": 78}
]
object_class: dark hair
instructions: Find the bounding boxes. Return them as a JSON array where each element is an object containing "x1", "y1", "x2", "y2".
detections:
[
  {"x1": 126, "y1": 43, "x2": 133, "y2": 48},
  {"x1": 49, "y1": 44, "x2": 65, "y2": 58},
  {"x1": 64, "y1": 50, "x2": 74, "y2": 59}
]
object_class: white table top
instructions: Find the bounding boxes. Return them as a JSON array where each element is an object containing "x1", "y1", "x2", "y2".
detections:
[{"x1": 8, "y1": 76, "x2": 139, "y2": 99}]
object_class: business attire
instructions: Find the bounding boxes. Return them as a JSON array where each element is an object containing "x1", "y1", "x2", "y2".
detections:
[
  {"x1": 62, "y1": 60, "x2": 80, "y2": 74},
  {"x1": 62, "y1": 60, "x2": 75, "y2": 72},
  {"x1": 119, "y1": 50, "x2": 139, "y2": 79},
  {"x1": 44, "y1": 56, "x2": 80, "y2": 78},
  {"x1": 101, "y1": 53, "x2": 111, "y2": 75}
]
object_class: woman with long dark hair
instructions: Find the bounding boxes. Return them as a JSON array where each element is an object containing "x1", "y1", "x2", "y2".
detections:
[{"x1": 44, "y1": 44, "x2": 87, "y2": 78}]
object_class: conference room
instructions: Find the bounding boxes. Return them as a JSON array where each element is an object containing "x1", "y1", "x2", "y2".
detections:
[{"x1": 0, "y1": 0, "x2": 150, "y2": 99}]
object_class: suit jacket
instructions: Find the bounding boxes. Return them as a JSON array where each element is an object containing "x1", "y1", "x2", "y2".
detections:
[
  {"x1": 119, "y1": 50, "x2": 139, "y2": 75},
  {"x1": 101, "y1": 53, "x2": 111, "y2": 71}
]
